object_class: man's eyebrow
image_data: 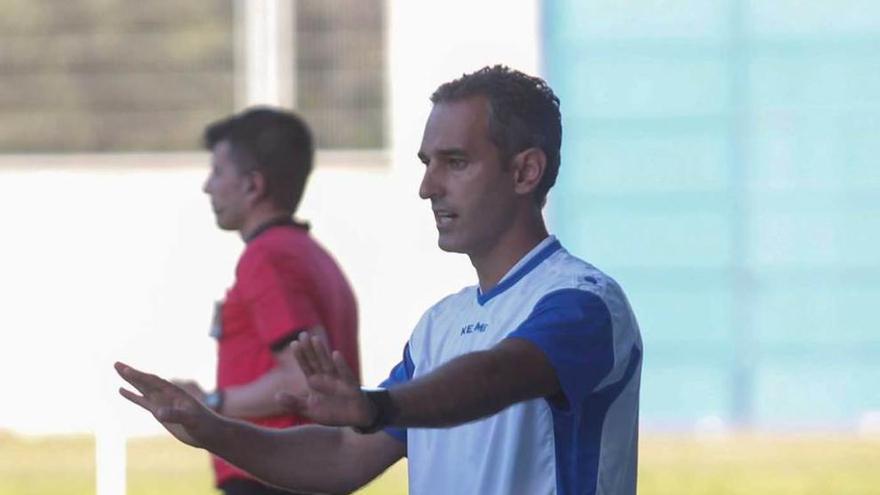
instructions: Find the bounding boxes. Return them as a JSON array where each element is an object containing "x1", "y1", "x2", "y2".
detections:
[
  {"x1": 435, "y1": 148, "x2": 468, "y2": 158},
  {"x1": 417, "y1": 148, "x2": 468, "y2": 162}
]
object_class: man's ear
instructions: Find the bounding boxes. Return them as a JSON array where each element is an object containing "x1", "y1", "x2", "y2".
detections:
[
  {"x1": 512, "y1": 148, "x2": 547, "y2": 196},
  {"x1": 246, "y1": 171, "x2": 269, "y2": 204}
]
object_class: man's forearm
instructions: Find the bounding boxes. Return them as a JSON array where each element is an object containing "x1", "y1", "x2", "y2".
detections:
[
  {"x1": 388, "y1": 339, "x2": 559, "y2": 428},
  {"x1": 204, "y1": 419, "x2": 372, "y2": 494},
  {"x1": 221, "y1": 367, "x2": 299, "y2": 418}
]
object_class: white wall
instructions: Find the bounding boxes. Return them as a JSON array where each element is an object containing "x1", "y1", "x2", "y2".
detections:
[{"x1": 0, "y1": 0, "x2": 540, "y2": 436}]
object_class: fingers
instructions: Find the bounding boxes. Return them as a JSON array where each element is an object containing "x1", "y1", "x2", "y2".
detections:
[
  {"x1": 172, "y1": 380, "x2": 205, "y2": 400},
  {"x1": 115, "y1": 362, "x2": 194, "y2": 407},
  {"x1": 295, "y1": 332, "x2": 320, "y2": 375},
  {"x1": 115, "y1": 361, "x2": 171, "y2": 396},
  {"x1": 119, "y1": 387, "x2": 154, "y2": 412},
  {"x1": 292, "y1": 332, "x2": 336, "y2": 376},
  {"x1": 311, "y1": 336, "x2": 336, "y2": 374},
  {"x1": 332, "y1": 351, "x2": 357, "y2": 385},
  {"x1": 291, "y1": 340, "x2": 315, "y2": 376},
  {"x1": 120, "y1": 387, "x2": 189, "y2": 424}
]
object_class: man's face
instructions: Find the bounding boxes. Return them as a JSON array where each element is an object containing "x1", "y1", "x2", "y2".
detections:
[
  {"x1": 418, "y1": 97, "x2": 518, "y2": 256},
  {"x1": 203, "y1": 140, "x2": 252, "y2": 231}
]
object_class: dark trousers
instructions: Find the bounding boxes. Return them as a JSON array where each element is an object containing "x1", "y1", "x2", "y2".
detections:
[{"x1": 220, "y1": 478, "x2": 303, "y2": 495}]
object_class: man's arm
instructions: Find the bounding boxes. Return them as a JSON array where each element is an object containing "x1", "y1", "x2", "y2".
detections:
[
  {"x1": 386, "y1": 337, "x2": 559, "y2": 427},
  {"x1": 218, "y1": 344, "x2": 306, "y2": 417},
  {"x1": 219, "y1": 328, "x2": 328, "y2": 418},
  {"x1": 205, "y1": 423, "x2": 403, "y2": 494},
  {"x1": 282, "y1": 333, "x2": 560, "y2": 430},
  {"x1": 177, "y1": 329, "x2": 324, "y2": 418},
  {"x1": 116, "y1": 362, "x2": 404, "y2": 494}
]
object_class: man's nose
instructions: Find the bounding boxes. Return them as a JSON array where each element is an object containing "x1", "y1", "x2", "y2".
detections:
[{"x1": 419, "y1": 163, "x2": 442, "y2": 200}]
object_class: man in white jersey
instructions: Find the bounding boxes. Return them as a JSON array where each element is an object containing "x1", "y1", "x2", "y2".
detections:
[{"x1": 116, "y1": 65, "x2": 643, "y2": 495}]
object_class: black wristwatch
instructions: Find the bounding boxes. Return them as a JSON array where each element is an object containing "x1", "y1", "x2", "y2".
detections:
[
  {"x1": 205, "y1": 389, "x2": 225, "y2": 413},
  {"x1": 353, "y1": 387, "x2": 398, "y2": 434}
]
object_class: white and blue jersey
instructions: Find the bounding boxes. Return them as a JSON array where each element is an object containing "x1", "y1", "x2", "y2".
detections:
[{"x1": 381, "y1": 236, "x2": 642, "y2": 495}]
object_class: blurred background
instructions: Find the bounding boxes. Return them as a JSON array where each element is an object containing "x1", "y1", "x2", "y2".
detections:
[{"x1": 0, "y1": 1, "x2": 877, "y2": 494}]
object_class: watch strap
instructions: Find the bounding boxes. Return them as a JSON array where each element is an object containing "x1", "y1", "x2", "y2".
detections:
[{"x1": 353, "y1": 388, "x2": 397, "y2": 434}]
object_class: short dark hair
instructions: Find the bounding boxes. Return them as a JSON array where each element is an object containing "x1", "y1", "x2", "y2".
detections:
[
  {"x1": 203, "y1": 107, "x2": 313, "y2": 214},
  {"x1": 430, "y1": 65, "x2": 562, "y2": 205}
]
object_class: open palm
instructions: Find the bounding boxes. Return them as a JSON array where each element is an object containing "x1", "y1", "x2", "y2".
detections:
[
  {"x1": 278, "y1": 333, "x2": 374, "y2": 428},
  {"x1": 115, "y1": 362, "x2": 215, "y2": 448}
]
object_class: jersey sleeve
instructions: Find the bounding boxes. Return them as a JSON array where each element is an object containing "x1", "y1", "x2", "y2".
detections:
[
  {"x1": 237, "y1": 249, "x2": 322, "y2": 349},
  {"x1": 377, "y1": 343, "x2": 415, "y2": 443},
  {"x1": 506, "y1": 288, "x2": 614, "y2": 410}
]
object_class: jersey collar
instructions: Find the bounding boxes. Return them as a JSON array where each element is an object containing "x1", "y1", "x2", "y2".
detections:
[
  {"x1": 244, "y1": 216, "x2": 309, "y2": 243},
  {"x1": 476, "y1": 235, "x2": 562, "y2": 306}
]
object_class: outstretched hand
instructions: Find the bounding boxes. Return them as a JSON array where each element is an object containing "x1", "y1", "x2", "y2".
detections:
[
  {"x1": 277, "y1": 333, "x2": 375, "y2": 429},
  {"x1": 115, "y1": 362, "x2": 217, "y2": 449}
]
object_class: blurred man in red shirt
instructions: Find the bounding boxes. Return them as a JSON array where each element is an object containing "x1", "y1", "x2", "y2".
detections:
[{"x1": 176, "y1": 107, "x2": 360, "y2": 495}]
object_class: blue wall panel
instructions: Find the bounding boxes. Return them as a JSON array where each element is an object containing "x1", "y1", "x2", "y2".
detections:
[{"x1": 543, "y1": 0, "x2": 880, "y2": 429}]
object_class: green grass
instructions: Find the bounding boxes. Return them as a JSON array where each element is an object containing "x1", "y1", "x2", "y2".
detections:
[
  {"x1": 639, "y1": 434, "x2": 880, "y2": 495},
  {"x1": 0, "y1": 432, "x2": 95, "y2": 495},
  {"x1": 1, "y1": 431, "x2": 878, "y2": 494},
  {"x1": 126, "y1": 436, "x2": 407, "y2": 495}
]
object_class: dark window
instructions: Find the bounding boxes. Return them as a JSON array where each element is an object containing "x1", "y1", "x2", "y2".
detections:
[
  {"x1": 0, "y1": 1, "x2": 235, "y2": 152},
  {"x1": 294, "y1": 0, "x2": 386, "y2": 149},
  {"x1": 0, "y1": 1, "x2": 388, "y2": 153}
]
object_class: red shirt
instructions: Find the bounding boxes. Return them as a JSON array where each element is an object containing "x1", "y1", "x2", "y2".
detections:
[{"x1": 213, "y1": 224, "x2": 360, "y2": 485}]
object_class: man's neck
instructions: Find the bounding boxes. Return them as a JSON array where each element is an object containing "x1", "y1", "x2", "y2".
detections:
[
  {"x1": 238, "y1": 207, "x2": 293, "y2": 242},
  {"x1": 471, "y1": 219, "x2": 549, "y2": 294}
]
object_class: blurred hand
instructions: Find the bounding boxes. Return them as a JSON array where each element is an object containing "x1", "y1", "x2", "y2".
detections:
[
  {"x1": 277, "y1": 333, "x2": 374, "y2": 429},
  {"x1": 172, "y1": 379, "x2": 207, "y2": 403},
  {"x1": 115, "y1": 362, "x2": 217, "y2": 449}
]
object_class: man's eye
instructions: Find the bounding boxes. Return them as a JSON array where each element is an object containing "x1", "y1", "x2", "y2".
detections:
[{"x1": 448, "y1": 158, "x2": 467, "y2": 169}]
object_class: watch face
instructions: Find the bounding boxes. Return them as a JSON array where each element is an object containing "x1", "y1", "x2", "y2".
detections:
[{"x1": 205, "y1": 391, "x2": 222, "y2": 410}]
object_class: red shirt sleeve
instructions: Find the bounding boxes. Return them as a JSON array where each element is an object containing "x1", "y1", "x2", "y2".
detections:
[{"x1": 236, "y1": 247, "x2": 322, "y2": 348}]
